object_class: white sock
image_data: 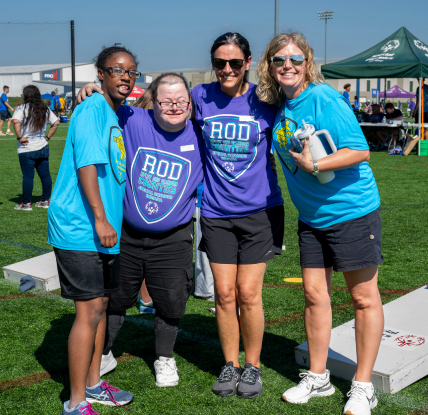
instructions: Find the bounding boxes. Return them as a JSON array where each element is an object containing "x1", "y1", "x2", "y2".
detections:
[
  {"x1": 353, "y1": 380, "x2": 373, "y2": 388},
  {"x1": 308, "y1": 370, "x2": 327, "y2": 379},
  {"x1": 87, "y1": 380, "x2": 102, "y2": 389},
  {"x1": 6, "y1": 129, "x2": 10, "y2": 132}
]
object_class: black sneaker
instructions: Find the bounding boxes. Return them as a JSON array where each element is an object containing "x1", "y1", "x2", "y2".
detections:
[
  {"x1": 237, "y1": 363, "x2": 262, "y2": 399},
  {"x1": 212, "y1": 362, "x2": 242, "y2": 397}
]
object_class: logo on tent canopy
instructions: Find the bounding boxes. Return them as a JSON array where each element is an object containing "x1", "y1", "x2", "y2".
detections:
[
  {"x1": 366, "y1": 40, "x2": 400, "y2": 62},
  {"x1": 414, "y1": 40, "x2": 428, "y2": 57}
]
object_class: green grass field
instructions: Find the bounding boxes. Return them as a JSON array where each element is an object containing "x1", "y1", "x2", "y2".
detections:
[{"x1": 0, "y1": 122, "x2": 428, "y2": 415}]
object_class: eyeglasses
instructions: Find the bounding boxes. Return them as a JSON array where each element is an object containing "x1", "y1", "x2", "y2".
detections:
[
  {"x1": 156, "y1": 99, "x2": 190, "y2": 110},
  {"x1": 103, "y1": 67, "x2": 142, "y2": 79},
  {"x1": 212, "y1": 58, "x2": 246, "y2": 70},
  {"x1": 271, "y1": 55, "x2": 306, "y2": 67}
]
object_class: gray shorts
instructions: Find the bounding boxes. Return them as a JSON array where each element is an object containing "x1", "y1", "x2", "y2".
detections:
[
  {"x1": 54, "y1": 248, "x2": 120, "y2": 300},
  {"x1": 298, "y1": 208, "x2": 384, "y2": 273}
]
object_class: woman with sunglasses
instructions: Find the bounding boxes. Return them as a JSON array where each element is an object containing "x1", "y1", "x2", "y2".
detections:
[
  {"x1": 257, "y1": 33, "x2": 383, "y2": 415},
  {"x1": 191, "y1": 32, "x2": 284, "y2": 399},
  {"x1": 77, "y1": 73, "x2": 204, "y2": 389}
]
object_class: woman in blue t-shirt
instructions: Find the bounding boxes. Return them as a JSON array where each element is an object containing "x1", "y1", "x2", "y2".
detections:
[
  {"x1": 343, "y1": 83, "x2": 351, "y2": 104},
  {"x1": 257, "y1": 33, "x2": 383, "y2": 414},
  {"x1": 191, "y1": 32, "x2": 284, "y2": 399}
]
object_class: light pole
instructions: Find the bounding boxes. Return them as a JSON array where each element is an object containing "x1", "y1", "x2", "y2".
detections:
[
  {"x1": 274, "y1": 0, "x2": 279, "y2": 36},
  {"x1": 317, "y1": 10, "x2": 334, "y2": 65}
]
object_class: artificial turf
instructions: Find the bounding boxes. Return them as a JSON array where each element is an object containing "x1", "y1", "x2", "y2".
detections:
[{"x1": 0, "y1": 121, "x2": 428, "y2": 414}]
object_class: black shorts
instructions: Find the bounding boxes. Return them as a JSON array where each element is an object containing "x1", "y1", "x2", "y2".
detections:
[
  {"x1": 108, "y1": 219, "x2": 194, "y2": 319},
  {"x1": 54, "y1": 248, "x2": 120, "y2": 300},
  {"x1": 298, "y1": 208, "x2": 384, "y2": 273},
  {"x1": 0, "y1": 110, "x2": 12, "y2": 121},
  {"x1": 199, "y1": 204, "x2": 284, "y2": 265}
]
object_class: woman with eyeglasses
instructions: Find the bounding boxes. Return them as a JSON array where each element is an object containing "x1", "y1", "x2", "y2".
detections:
[
  {"x1": 257, "y1": 33, "x2": 383, "y2": 415},
  {"x1": 49, "y1": 45, "x2": 137, "y2": 415},
  {"x1": 191, "y1": 32, "x2": 284, "y2": 399},
  {"x1": 77, "y1": 73, "x2": 204, "y2": 389}
]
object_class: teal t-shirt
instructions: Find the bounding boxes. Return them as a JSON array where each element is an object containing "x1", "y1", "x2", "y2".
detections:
[
  {"x1": 272, "y1": 83, "x2": 380, "y2": 228},
  {"x1": 48, "y1": 93, "x2": 126, "y2": 254}
]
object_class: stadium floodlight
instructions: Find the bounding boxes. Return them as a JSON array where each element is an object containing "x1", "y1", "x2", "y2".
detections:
[{"x1": 317, "y1": 10, "x2": 334, "y2": 65}]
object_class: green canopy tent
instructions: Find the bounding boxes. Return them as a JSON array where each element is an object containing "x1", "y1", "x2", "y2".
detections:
[{"x1": 321, "y1": 27, "x2": 428, "y2": 153}]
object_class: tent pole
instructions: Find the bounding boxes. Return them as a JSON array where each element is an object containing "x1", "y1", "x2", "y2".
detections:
[{"x1": 419, "y1": 77, "x2": 422, "y2": 155}]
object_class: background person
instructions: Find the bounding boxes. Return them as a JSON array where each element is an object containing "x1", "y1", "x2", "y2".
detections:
[
  {"x1": 50, "y1": 91, "x2": 60, "y2": 117},
  {"x1": 0, "y1": 85, "x2": 15, "y2": 135},
  {"x1": 365, "y1": 104, "x2": 387, "y2": 148},
  {"x1": 353, "y1": 95, "x2": 359, "y2": 111},
  {"x1": 12, "y1": 85, "x2": 59, "y2": 211},
  {"x1": 413, "y1": 79, "x2": 428, "y2": 141},
  {"x1": 342, "y1": 83, "x2": 351, "y2": 104},
  {"x1": 59, "y1": 94, "x2": 66, "y2": 115},
  {"x1": 191, "y1": 32, "x2": 284, "y2": 400},
  {"x1": 376, "y1": 102, "x2": 403, "y2": 149},
  {"x1": 257, "y1": 32, "x2": 383, "y2": 415},
  {"x1": 48, "y1": 45, "x2": 136, "y2": 415},
  {"x1": 78, "y1": 73, "x2": 204, "y2": 388}
]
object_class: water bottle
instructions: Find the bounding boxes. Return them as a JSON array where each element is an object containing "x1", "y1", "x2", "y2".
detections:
[
  {"x1": 293, "y1": 120, "x2": 338, "y2": 184},
  {"x1": 382, "y1": 116, "x2": 387, "y2": 124}
]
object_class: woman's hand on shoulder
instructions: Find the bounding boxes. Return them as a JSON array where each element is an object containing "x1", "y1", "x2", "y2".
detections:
[
  {"x1": 289, "y1": 137, "x2": 314, "y2": 173},
  {"x1": 76, "y1": 83, "x2": 103, "y2": 104}
]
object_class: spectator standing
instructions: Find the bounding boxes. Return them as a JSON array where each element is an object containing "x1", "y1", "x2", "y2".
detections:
[
  {"x1": 12, "y1": 85, "x2": 60, "y2": 210},
  {"x1": 50, "y1": 91, "x2": 60, "y2": 117},
  {"x1": 413, "y1": 79, "x2": 428, "y2": 141},
  {"x1": 398, "y1": 100, "x2": 402, "y2": 111},
  {"x1": 59, "y1": 95, "x2": 66, "y2": 115},
  {"x1": 343, "y1": 83, "x2": 351, "y2": 104},
  {"x1": 0, "y1": 85, "x2": 15, "y2": 135},
  {"x1": 353, "y1": 95, "x2": 359, "y2": 111}
]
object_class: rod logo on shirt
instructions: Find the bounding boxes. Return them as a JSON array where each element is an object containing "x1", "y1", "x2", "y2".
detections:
[
  {"x1": 202, "y1": 114, "x2": 261, "y2": 182},
  {"x1": 109, "y1": 126, "x2": 126, "y2": 185},
  {"x1": 131, "y1": 147, "x2": 191, "y2": 224},
  {"x1": 273, "y1": 117, "x2": 298, "y2": 174}
]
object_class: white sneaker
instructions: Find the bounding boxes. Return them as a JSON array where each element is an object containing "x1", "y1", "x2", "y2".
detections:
[
  {"x1": 282, "y1": 370, "x2": 335, "y2": 403},
  {"x1": 343, "y1": 381, "x2": 377, "y2": 415},
  {"x1": 100, "y1": 351, "x2": 117, "y2": 376},
  {"x1": 154, "y1": 356, "x2": 179, "y2": 387}
]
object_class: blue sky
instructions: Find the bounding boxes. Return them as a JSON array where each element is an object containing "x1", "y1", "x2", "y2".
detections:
[{"x1": 1, "y1": 0, "x2": 427, "y2": 72}]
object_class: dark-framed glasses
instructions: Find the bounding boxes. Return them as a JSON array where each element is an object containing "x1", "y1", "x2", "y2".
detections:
[
  {"x1": 156, "y1": 99, "x2": 190, "y2": 110},
  {"x1": 271, "y1": 55, "x2": 306, "y2": 67},
  {"x1": 103, "y1": 67, "x2": 142, "y2": 79},
  {"x1": 212, "y1": 58, "x2": 246, "y2": 70}
]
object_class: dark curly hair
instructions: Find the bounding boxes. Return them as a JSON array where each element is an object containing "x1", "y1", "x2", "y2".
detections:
[
  {"x1": 93, "y1": 45, "x2": 139, "y2": 71},
  {"x1": 20, "y1": 85, "x2": 50, "y2": 134}
]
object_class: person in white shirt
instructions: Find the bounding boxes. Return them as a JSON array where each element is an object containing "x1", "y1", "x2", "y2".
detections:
[{"x1": 12, "y1": 85, "x2": 60, "y2": 211}]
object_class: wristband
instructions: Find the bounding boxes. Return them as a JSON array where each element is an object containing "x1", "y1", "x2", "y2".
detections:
[
  {"x1": 46, "y1": 136, "x2": 50, "y2": 141},
  {"x1": 17, "y1": 137, "x2": 22, "y2": 140}
]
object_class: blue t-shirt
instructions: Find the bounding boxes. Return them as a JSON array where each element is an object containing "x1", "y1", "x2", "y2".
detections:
[
  {"x1": 343, "y1": 90, "x2": 350, "y2": 103},
  {"x1": 272, "y1": 83, "x2": 380, "y2": 228},
  {"x1": 0, "y1": 93, "x2": 8, "y2": 111},
  {"x1": 118, "y1": 106, "x2": 204, "y2": 233},
  {"x1": 353, "y1": 100, "x2": 359, "y2": 110},
  {"x1": 50, "y1": 95, "x2": 59, "y2": 111},
  {"x1": 48, "y1": 93, "x2": 126, "y2": 254},
  {"x1": 191, "y1": 82, "x2": 283, "y2": 218}
]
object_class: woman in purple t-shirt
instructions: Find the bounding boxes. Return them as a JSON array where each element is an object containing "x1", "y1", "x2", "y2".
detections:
[{"x1": 191, "y1": 32, "x2": 284, "y2": 399}]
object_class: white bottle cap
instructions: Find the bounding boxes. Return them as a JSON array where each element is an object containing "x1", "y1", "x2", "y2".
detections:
[{"x1": 294, "y1": 119, "x2": 315, "y2": 140}]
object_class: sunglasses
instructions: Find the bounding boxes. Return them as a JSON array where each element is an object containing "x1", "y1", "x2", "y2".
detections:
[
  {"x1": 271, "y1": 55, "x2": 306, "y2": 67},
  {"x1": 212, "y1": 58, "x2": 246, "y2": 70}
]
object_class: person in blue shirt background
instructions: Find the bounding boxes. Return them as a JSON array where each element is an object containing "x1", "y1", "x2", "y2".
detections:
[
  {"x1": 342, "y1": 83, "x2": 351, "y2": 104},
  {"x1": 398, "y1": 100, "x2": 402, "y2": 111},
  {"x1": 50, "y1": 91, "x2": 60, "y2": 117},
  {"x1": 0, "y1": 85, "x2": 15, "y2": 135},
  {"x1": 48, "y1": 45, "x2": 137, "y2": 415},
  {"x1": 353, "y1": 95, "x2": 359, "y2": 111},
  {"x1": 257, "y1": 32, "x2": 383, "y2": 415}
]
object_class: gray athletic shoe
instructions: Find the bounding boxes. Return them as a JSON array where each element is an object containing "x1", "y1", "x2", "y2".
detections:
[
  {"x1": 237, "y1": 363, "x2": 262, "y2": 399},
  {"x1": 212, "y1": 362, "x2": 242, "y2": 397}
]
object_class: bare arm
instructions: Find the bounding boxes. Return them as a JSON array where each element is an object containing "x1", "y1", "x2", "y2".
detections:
[
  {"x1": 77, "y1": 82, "x2": 104, "y2": 103},
  {"x1": 289, "y1": 137, "x2": 370, "y2": 173},
  {"x1": 12, "y1": 120, "x2": 28, "y2": 145},
  {"x1": 78, "y1": 165, "x2": 117, "y2": 248},
  {"x1": 5, "y1": 101, "x2": 14, "y2": 111},
  {"x1": 46, "y1": 120, "x2": 60, "y2": 139}
]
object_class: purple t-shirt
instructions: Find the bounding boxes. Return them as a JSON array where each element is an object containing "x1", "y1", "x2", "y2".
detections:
[
  {"x1": 118, "y1": 106, "x2": 204, "y2": 233},
  {"x1": 191, "y1": 82, "x2": 283, "y2": 218}
]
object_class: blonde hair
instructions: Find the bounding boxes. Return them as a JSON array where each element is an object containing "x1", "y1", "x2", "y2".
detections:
[
  {"x1": 256, "y1": 32, "x2": 324, "y2": 106},
  {"x1": 133, "y1": 83, "x2": 153, "y2": 109}
]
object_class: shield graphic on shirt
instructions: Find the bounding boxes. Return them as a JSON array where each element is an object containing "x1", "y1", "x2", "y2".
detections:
[
  {"x1": 202, "y1": 114, "x2": 261, "y2": 182},
  {"x1": 109, "y1": 126, "x2": 126, "y2": 185},
  {"x1": 131, "y1": 147, "x2": 191, "y2": 223}
]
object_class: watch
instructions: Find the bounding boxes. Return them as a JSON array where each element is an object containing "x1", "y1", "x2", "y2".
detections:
[{"x1": 311, "y1": 161, "x2": 320, "y2": 176}]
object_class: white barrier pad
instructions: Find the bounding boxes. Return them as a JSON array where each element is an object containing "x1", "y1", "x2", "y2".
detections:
[
  {"x1": 3, "y1": 252, "x2": 59, "y2": 291},
  {"x1": 295, "y1": 286, "x2": 428, "y2": 393}
]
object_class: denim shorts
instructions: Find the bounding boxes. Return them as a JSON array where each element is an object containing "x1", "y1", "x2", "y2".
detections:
[{"x1": 298, "y1": 208, "x2": 384, "y2": 273}]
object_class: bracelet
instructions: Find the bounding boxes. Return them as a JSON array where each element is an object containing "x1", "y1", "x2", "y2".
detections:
[
  {"x1": 46, "y1": 136, "x2": 50, "y2": 141},
  {"x1": 17, "y1": 136, "x2": 22, "y2": 140}
]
